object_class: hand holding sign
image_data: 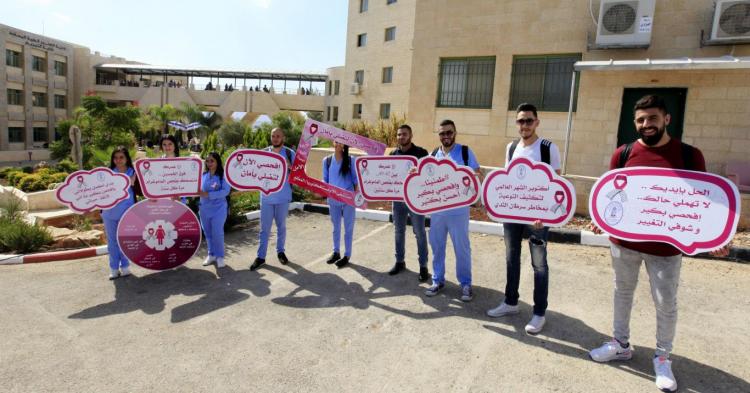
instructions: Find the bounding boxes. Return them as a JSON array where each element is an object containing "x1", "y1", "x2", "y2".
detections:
[
  {"x1": 589, "y1": 167, "x2": 740, "y2": 255},
  {"x1": 224, "y1": 149, "x2": 288, "y2": 194},
  {"x1": 481, "y1": 158, "x2": 576, "y2": 226},
  {"x1": 55, "y1": 168, "x2": 131, "y2": 214},
  {"x1": 403, "y1": 157, "x2": 479, "y2": 214}
]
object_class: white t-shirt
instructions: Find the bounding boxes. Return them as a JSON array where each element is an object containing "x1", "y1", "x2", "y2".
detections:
[{"x1": 505, "y1": 138, "x2": 561, "y2": 170}]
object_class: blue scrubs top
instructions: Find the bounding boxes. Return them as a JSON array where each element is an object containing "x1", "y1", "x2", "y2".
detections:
[
  {"x1": 260, "y1": 146, "x2": 296, "y2": 205},
  {"x1": 432, "y1": 143, "x2": 480, "y2": 216},
  {"x1": 199, "y1": 172, "x2": 231, "y2": 210},
  {"x1": 101, "y1": 167, "x2": 135, "y2": 220}
]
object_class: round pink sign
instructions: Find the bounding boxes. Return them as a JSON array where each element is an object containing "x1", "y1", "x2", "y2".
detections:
[{"x1": 117, "y1": 199, "x2": 202, "y2": 270}]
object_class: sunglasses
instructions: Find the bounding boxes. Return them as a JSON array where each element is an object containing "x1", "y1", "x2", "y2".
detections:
[
  {"x1": 438, "y1": 130, "x2": 454, "y2": 137},
  {"x1": 516, "y1": 118, "x2": 536, "y2": 125}
]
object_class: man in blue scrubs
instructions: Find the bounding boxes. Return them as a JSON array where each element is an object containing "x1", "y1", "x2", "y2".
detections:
[
  {"x1": 251, "y1": 128, "x2": 296, "y2": 271},
  {"x1": 424, "y1": 119, "x2": 481, "y2": 302}
]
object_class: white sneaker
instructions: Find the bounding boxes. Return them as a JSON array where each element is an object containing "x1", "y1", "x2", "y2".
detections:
[
  {"x1": 202, "y1": 256, "x2": 216, "y2": 266},
  {"x1": 216, "y1": 257, "x2": 226, "y2": 268},
  {"x1": 108, "y1": 269, "x2": 120, "y2": 280},
  {"x1": 524, "y1": 315, "x2": 546, "y2": 334},
  {"x1": 120, "y1": 267, "x2": 131, "y2": 277},
  {"x1": 653, "y1": 356, "x2": 677, "y2": 392},
  {"x1": 589, "y1": 340, "x2": 633, "y2": 362},
  {"x1": 486, "y1": 302, "x2": 519, "y2": 317}
]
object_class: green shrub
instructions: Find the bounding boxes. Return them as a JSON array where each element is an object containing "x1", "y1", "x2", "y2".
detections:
[
  {"x1": 0, "y1": 196, "x2": 24, "y2": 222},
  {"x1": 22, "y1": 166, "x2": 33, "y2": 174},
  {"x1": 231, "y1": 191, "x2": 260, "y2": 213},
  {"x1": 0, "y1": 218, "x2": 53, "y2": 253},
  {"x1": 0, "y1": 167, "x2": 22, "y2": 179},
  {"x1": 50, "y1": 172, "x2": 69, "y2": 184},
  {"x1": 56, "y1": 159, "x2": 79, "y2": 173},
  {"x1": 7, "y1": 171, "x2": 29, "y2": 187},
  {"x1": 16, "y1": 174, "x2": 48, "y2": 193}
]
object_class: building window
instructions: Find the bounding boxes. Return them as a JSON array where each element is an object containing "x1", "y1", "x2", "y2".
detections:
[
  {"x1": 32, "y1": 56, "x2": 46, "y2": 72},
  {"x1": 509, "y1": 54, "x2": 581, "y2": 112},
  {"x1": 7, "y1": 89, "x2": 23, "y2": 106},
  {"x1": 327, "y1": 81, "x2": 332, "y2": 95},
  {"x1": 54, "y1": 95, "x2": 66, "y2": 109},
  {"x1": 32, "y1": 92, "x2": 47, "y2": 107},
  {"x1": 437, "y1": 57, "x2": 496, "y2": 108},
  {"x1": 385, "y1": 26, "x2": 396, "y2": 42},
  {"x1": 354, "y1": 70, "x2": 364, "y2": 84},
  {"x1": 381, "y1": 66, "x2": 393, "y2": 83},
  {"x1": 359, "y1": 0, "x2": 368, "y2": 12},
  {"x1": 332, "y1": 106, "x2": 339, "y2": 122},
  {"x1": 380, "y1": 103, "x2": 391, "y2": 119},
  {"x1": 54, "y1": 61, "x2": 67, "y2": 77},
  {"x1": 353, "y1": 104, "x2": 362, "y2": 119},
  {"x1": 6, "y1": 49, "x2": 22, "y2": 68},
  {"x1": 334, "y1": 80, "x2": 340, "y2": 95},
  {"x1": 326, "y1": 106, "x2": 331, "y2": 121},
  {"x1": 8, "y1": 127, "x2": 24, "y2": 143},
  {"x1": 387, "y1": 0, "x2": 397, "y2": 4},
  {"x1": 33, "y1": 127, "x2": 48, "y2": 143},
  {"x1": 357, "y1": 33, "x2": 367, "y2": 47}
]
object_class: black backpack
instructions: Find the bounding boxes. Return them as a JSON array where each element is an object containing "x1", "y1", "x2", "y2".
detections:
[
  {"x1": 507, "y1": 139, "x2": 552, "y2": 165},
  {"x1": 431, "y1": 145, "x2": 469, "y2": 166},
  {"x1": 617, "y1": 141, "x2": 695, "y2": 169}
]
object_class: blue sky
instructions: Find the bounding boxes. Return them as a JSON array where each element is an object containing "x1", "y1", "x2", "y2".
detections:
[{"x1": 1, "y1": 0, "x2": 348, "y2": 74}]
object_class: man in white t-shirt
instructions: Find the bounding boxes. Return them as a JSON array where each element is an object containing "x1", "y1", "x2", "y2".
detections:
[{"x1": 486, "y1": 103, "x2": 561, "y2": 335}]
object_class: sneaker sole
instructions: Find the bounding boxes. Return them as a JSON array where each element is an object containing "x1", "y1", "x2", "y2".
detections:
[
  {"x1": 588, "y1": 353, "x2": 633, "y2": 363},
  {"x1": 486, "y1": 309, "x2": 519, "y2": 318}
]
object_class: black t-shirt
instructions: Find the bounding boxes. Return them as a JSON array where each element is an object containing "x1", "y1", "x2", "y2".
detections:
[{"x1": 390, "y1": 144, "x2": 428, "y2": 159}]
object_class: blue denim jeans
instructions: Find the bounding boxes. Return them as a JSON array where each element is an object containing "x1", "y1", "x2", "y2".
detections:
[
  {"x1": 392, "y1": 202, "x2": 428, "y2": 266},
  {"x1": 502, "y1": 223, "x2": 549, "y2": 316}
]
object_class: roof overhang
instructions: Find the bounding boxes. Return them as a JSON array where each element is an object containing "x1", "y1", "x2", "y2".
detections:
[
  {"x1": 95, "y1": 63, "x2": 327, "y2": 82},
  {"x1": 574, "y1": 56, "x2": 750, "y2": 71}
]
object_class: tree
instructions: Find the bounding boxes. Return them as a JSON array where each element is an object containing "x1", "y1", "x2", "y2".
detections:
[{"x1": 216, "y1": 121, "x2": 249, "y2": 148}]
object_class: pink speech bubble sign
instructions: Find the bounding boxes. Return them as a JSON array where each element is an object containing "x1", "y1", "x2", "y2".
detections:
[
  {"x1": 355, "y1": 156, "x2": 418, "y2": 202},
  {"x1": 402, "y1": 156, "x2": 479, "y2": 214},
  {"x1": 55, "y1": 168, "x2": 131, "y2": 214},
  {"x1": 481, "y1": 157, "x2": 576, "y2": 226},
  {"x1": 134, "y1": 158, "x2": 203, "y2": 199},
  {"x1": 589, "y1": 167, "x2": 740, "y2": 255},
  {"x1": 290, "y1": 120, "x2": 386, "y2": 207},
  {"x1": 224, "y1": 149, "x2": 288, "y2": 194}
]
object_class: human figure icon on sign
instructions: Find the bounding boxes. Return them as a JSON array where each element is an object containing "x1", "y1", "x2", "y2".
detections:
[{"x1": 156, "y1": 225, "x2": 166, "y2": 246}]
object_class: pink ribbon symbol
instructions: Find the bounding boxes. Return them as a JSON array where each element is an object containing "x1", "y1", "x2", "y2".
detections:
[
  {"x1": 462, "y1": 176, "x2": 471, "y2": 187},
  {"x1": 361, "y1": 160, "x2": 368, "y2": 169},
  {"x1": 236, "y1": 154, "x2": 243, "y2": 162},
  {"x1": 143, "y1": 162, "x2": 150, "y2": 170},
  {"x1": 607, "y1": 175, "x2": 628, "y2": 202},
  {"x1": 614, "y1": 175, "x2": 627, "y2": 190},
  {"x1": 148, "y1": 228, "x2": 154, "y2": 236},
  {"x1": 309, "y1": 124, "x2": 318, "y2": 135},
  {"x1": 554, "y1": 191, "x2": 564, "y2": 203},
  {"x1": 77, "y1": 175, "x2": 84, "y2": 183}
]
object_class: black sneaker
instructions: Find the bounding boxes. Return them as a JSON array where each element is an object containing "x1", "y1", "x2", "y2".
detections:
[
  {"x1": 250, "y1": 257, "x2": 265, "y2": 271},
  {"x1": 424, "y1": 282, "x2": 445, "y2": 297},
  {"x1": 277, "y1": 252, "x2": 290, "y2": 265},
  {"x1": 388, "y1": 262, "x2": 405, "y2": 275},
  {"x1": 418, "y1": 266, "x2": 430, "y2": 282},
  {"x1": 335, "y1": 256, "x2": 350, "y2": 268},
  {"x1": 326, "y1": 252, "x2": 341, "y2": 264}
]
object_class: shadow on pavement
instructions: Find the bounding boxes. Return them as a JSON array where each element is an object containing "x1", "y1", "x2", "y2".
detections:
[{"x1": 68, "y1": 265, "x2": 270, "y2": 323}]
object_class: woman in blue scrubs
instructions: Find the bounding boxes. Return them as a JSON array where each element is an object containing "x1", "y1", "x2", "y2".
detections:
[
  {"x1": 199, "y1": 152, "x2": 231, "y2": 268},
  {"x1": 102, "y1": 146, "x2": 136, "y2": 280},
  {"x1": 322, "y1": 141, "x2": 358, "y2": 268}
]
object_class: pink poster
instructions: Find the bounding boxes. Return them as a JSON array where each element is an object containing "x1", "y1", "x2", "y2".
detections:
[
  {"x1": 402, "y1": 156, "x2": 480, "y2": 214},
  {"x1": 289, "y1": 120, "x2": 386, "y2": 207},
  {"x1": 55, "y1": 168, "x2": 132, "y2": 214},
  {"x1": 134, "y1": 157, "x2": 203, "y2": 199},
  {"x1": 589, "y1": 167, "x2": 740, "y2": 255},
  {"x1": 355, "y1": 156, "x2": 417, "y2": 201},
  {"x1": 224, "y1": 149, "x2": 287, "y2": 194},
  {"x1": 117, "y1": 199, "x2": 202, "y2": 270},
  {"x1": 482, "y1": 158, "x2": 576, "y2": 226}
]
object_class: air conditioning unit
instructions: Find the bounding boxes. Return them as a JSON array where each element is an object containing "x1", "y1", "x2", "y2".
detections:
[
  {"x1": 595, "y1": 0, "x2": 655, "y2": 47},
  {"x1": 710, "y1": 0, "x2": 750, "y2": 42},
  {"x1": 350, "y1": 82, "x2": 361, "y2": 95}
]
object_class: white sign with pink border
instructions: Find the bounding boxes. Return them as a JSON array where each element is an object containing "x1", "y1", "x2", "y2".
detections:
[
  {"x1": 55, "y1": 168, "x2": 132, "y2": 214},
  {"x1": 355, "y1": 156, "x2": 417, "y2": 201},
  {"x1": 224, "y1": 149, "x2": 287, "y2": 194},
  {"x1": 134, "y1": 157, "x2": 203, "y2": 199},
  {"x1": 589, "y1": 167, "x2": 740, "y2": 255},
  {"x1": 402, "y1": 156, "x2": 480, "y2": 214},
  {"x1": 482, "y1": 158, "x2": 576, "y2": 227}
]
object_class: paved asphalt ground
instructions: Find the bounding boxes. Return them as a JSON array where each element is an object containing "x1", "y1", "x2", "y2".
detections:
[{"x1": 1, "y1": 211, "x2": 748, "y2": 392}]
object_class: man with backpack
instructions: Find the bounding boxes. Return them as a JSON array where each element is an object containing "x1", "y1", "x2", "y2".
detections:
[
  {"x1": 424, "y1": 119, "x2": 481, "y2": 302},
  {"x1": 588, "y1": 95, "x2": 729, "y2": 392},
  {"x1": 251, "y1": 128, "x2": 296, "y2": 271},
  {"x1": 486, "y1": 103, "x2": 561, "y2": 335}
]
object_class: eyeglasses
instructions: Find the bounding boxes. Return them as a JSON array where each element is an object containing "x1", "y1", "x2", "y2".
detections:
[
  {"x1": 516, "y1": 118, "x2": 535, "y2": 125},
  {"x1": 438, "y1": 131, "x2": 454, "y2": 137}
]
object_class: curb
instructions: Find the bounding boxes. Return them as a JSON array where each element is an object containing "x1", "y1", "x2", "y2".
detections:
[{"x1": 3, "y1": 202, "x2": 747, "y2": 264}]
